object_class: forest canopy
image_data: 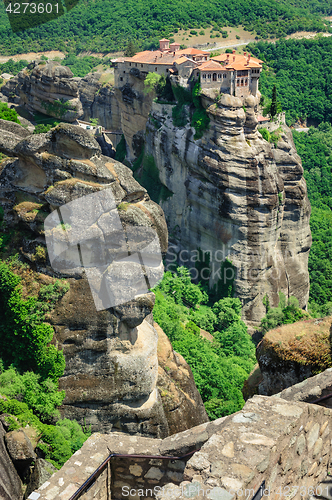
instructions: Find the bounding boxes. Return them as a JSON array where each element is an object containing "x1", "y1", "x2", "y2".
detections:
[
  {"x1": 249, "y1": 36, "x2": 332, "y2": 125},
  {"x1": 0, "y1": 0, "x2": 330, "y2": 55}
]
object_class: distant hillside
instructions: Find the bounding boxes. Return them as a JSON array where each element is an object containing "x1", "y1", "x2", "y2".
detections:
[
  {"x1": 248, "y1": 36, "x2": 332, "y2": 125},
  {"x1": 0, "y1": 0, "x2": 331, "y2": 55}
]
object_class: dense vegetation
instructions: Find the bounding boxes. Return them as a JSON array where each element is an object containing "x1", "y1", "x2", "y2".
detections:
[
  {"x1": 249, "y1": 36, "x2": 332, "y2": 125},
  {"x1": 0, "y1": 102, "x2": 20, "y2": 123},
  {"x1": 0, "y1": 0, "x2": 330, "y2": 55},
  {"x1": 61, "y1": 54, "x2": 106, "y2": 77},
  {"x1": 259, "y1": 293, "x2": 309, "y2": 333},
  {"x1": 0, "y1": 58, "x2": 28, "y2": 75},
  {"x1": 153, "y1": 267, "x2": 256, "y2": 419},
  {"x1": 0, "y1": 256, "x2": 90, "y2": 468},
  {"x1": 293, "y1": 124, "x2": 332, "y2": 313}
]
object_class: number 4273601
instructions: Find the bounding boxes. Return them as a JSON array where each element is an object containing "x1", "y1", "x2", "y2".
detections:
[{"x1": 6, "y1": 3, "x2": 59, "y2": 14}]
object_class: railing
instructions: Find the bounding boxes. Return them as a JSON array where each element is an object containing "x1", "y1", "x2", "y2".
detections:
[{"x1": 68, "y1": 450, "x2": 199, "y2": 500}]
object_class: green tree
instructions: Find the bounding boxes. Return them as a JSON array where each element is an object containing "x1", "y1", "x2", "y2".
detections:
[
  {"x1": 270, "y1": 84, "x2": 278, "y2": 119},
  {"x1": 144, "y1": 72, "x2": 161, "y2": 94},
  {"x1": 0, "y1": 262, "x2": 66, "y2": 381},
  {"x1": 125, "y1": 41, "x2": 138, "y2": 57}
]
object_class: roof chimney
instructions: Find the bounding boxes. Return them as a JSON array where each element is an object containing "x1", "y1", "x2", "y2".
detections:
[
  {"x1": 232, "y1": 49, "x2": 236, "y2": 54},
  {"x1": 247, "y1": 54, "x2": 251, "y2": 64},
  {"x1": 226, "y1": 54, "x2": 230, "y2": 63},
  {"x1": 244, "y1": 52, "x2": 247, "y2": 56}
]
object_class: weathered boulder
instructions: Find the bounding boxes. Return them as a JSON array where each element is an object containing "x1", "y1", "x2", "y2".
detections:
[
  {"x1": 256, "y1": 316, "x2": 332, "y2": 395},
  {"x1": 0, "y1": 422, "x2": 23, "y2": 500},
  {"x1": 1, "y1": 61, "x2": 83, "y2": 122},
  {"x1": 5, "y1": 429, "x2": 36, "y2": 479},
  {"x1": 275, "y1": 366, "x2": 332, "y2": 406},
  {"x1": 0, "y1": 122, "x2": 207, "y2": 438},
  {"x1": 156, "y1": 322, "x2": 209, "y2": 434},
  {"x1": 143, "y1": 92, "x2": 311, "y2": 324},
  {"x1": 24, "y1": 458, "x2": 57, "y2": 499}
]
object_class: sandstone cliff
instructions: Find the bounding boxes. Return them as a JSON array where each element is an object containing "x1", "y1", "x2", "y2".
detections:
[
  {"x1": 114, "y1": 73, "x2": 155, "y2": 161},
  {"x1": 1, "y1": 64, "x2": 122, "y2": 131},
  {"x1": 141, "y1": 92, "x2": 311, "y2": 324},
  {"x1": 1, "y1": 61, "x2": 83, "y2": 122},
  {"x1": 0, "y1": 121, "x2": 207, "y2": 438},
  {"x1": 77, "y1": 73, "x2": 121, "y2": 131}
]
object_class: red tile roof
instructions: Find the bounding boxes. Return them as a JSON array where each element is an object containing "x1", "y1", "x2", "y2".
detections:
[
  {"x1": 177, "y1": 48, "x2": 209, "y2": 56},
  {"x1": 211, "y1": 53, "x2": 263, "y2": 69},
  {"x1": 198, "y1": 60, "x2": 224, "y2": 71}
]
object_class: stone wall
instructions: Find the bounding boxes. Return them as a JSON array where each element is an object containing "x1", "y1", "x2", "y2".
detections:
[{"x1": 29, "y1": 394, "x2": 332, "y2": 500}]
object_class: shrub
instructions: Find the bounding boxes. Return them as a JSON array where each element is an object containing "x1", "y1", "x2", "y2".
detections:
[
  {"x1": 0, "y1": 366, "x2": 65, "y2": 422},
  {"x1": 260, "y1": 292, "x2": 308, "y2": 332},
  {"x1": 0, "y1": 102, "x2": 20, "y2": 124},
  {"x1": 0, "y1": 262, "x2": 66, "y2": 381}
]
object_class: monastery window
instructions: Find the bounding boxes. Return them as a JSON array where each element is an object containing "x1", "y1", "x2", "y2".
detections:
[
  {"x1": 135, "y1": 63, "x2": 137, "y2": 67},
  {"x1": 223, "y1": 73, "x2": 226, "y2": 78},
  {"x1": 236, "y1": 79, "x2": 240, "y2": 86},
  {"x1": 129, "y1": 63, "x2": 131, "y2": 66},
  {"x1": 155, "y1": 67, "x2": 158, "y2": 71},
  {"x1": 202, "y1": 73, "x2": 206, "y2": 79},
  {"x1": 123, "y1": 70, "x2": 126, "y2": 73},
  {"x1": 166, "y1": 69, "x2": 168, "y2": 72},
  {"x1": 241, "y1": 79, "x2": 244, "y2": 86},
  {"x1": 218, "y1": 73, "x2": 222, "y2": 79},
  {"x1": 120, "y1": 77, "x2": 123, "y2": 81},
  {"x1": 207, "y1": 73, "x2": 211, "y2": 79},
  {"x1": 213, "y1": 73, "x2": 217, "y2": 81},
  {"x1": 245, "y1": 79, "x2": 248, "y2": 86},
  {"x1": 141, "y1": 64, "x2": 143, "y2": 68}
]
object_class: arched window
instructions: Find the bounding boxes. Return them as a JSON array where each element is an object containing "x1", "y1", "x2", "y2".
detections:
[
  {"x1": 213, "y1": 73, "x2": 217, "y2": 81},
  {"x1": 218, "y1": 73, "x2": 221, "y2": 79},
  {"x1": 202, "y1": 73, "x2": 206, "y2": 79},
  {"x1": 208, "y1": 73, "x2": 211, "y2": 79}
]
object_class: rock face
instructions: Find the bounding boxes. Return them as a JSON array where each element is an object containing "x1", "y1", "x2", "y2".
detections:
[
  {"x1": 1, "y1": 61, "x2": 83, "y2": 122},
  {"x1": 144, "y1": 92, "x2": 311, "y2": 324},
  {"x1": 156, "y1": 323, "x2": 209, "y2": 433},
  {"x1": 0, "y1": 422, "x2": 22, "y2": 500},
  {"x1": 256, "y1": 316, "x2": 332, "y2": 395},
  {"x1": 114, "y1": 73, "x2": 155, "y2": 161},
  {"x1": 77, "y1": 73, "x2": 121, "y2": 131},
  {"x1": 1, "y1": 66, "x2": 122, "y2": 131},
  {"x1": 0, "y1": 120, "x2": 206, "y2": 438}
]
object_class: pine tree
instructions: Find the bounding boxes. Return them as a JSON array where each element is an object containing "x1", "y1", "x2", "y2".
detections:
[
  {"x1": 125, "y1": 41, "x2": 137, "y2": 57},
  {"x1": 270, "y1": 84, "x2": 278, "y2": 119}
]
